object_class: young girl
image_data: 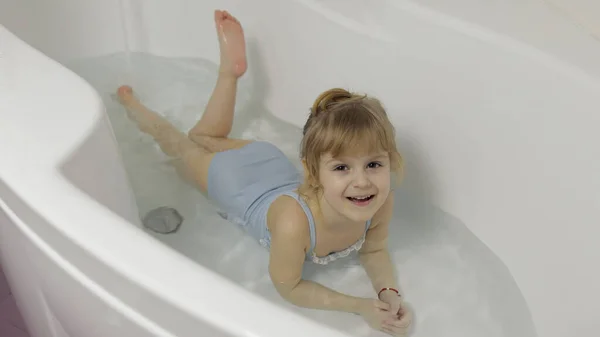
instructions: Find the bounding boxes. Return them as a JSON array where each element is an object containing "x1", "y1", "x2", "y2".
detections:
[{"x1": 116, "y1": 9, "x2": 413, "y2": 336}]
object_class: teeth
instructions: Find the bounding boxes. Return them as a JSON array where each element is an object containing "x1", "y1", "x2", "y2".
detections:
[{"x1": 352, "y1": 196, "x2": 371, "y2": 200}]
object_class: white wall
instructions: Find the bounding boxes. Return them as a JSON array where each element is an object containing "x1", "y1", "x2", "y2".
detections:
[
  {"x1": 1, "y1": 0, "x2": 599, "y2": 336},
  {"x1": 544, "y1": 0, "x2": 600, "y2": 40}
]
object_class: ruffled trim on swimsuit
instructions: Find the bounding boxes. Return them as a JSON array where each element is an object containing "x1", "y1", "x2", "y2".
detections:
[{"x1": 310, "y1": 235, "x2": 366, "y2": 265}]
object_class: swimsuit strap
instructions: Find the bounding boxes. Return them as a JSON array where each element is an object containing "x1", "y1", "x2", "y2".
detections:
[{"x1": 281, "y1": 191, "x2": 317, "y2": 257}]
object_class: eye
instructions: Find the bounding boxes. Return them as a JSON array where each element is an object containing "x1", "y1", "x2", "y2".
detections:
[
  {"x1": 367, "y1": 161, "x2": 382, "y2": 169},
  {"x1": 333, "y1": 164, "x2": 348, "y2": 171}
]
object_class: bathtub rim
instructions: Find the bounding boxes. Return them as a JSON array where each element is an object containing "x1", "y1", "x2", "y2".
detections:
[
  {"x1": 0, "y1": 25, "x2": 349, "y2": 337},
  {"x1": 0, "y1": 177, "x2": 349, "y2": 337}
]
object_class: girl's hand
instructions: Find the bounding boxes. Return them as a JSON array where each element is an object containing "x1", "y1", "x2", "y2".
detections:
[
  {"x1": 357, "y1": 299, "x2": 391, "y2": 327},
  {"x1": 357, "y1": 299, "x2": 400, "y2": 334},
  {"x1": 378, "y1": 291, "x2": 413, "y2": 336}
]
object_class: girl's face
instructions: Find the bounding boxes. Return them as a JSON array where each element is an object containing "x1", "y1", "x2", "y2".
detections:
[{"x1": 317, "y1": 151, "x2": 391, "y2": 223}]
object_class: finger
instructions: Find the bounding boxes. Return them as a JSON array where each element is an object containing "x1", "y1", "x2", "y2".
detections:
[
  {"x1": 385, "y1": 311, "x2": 399, "y2": 320},
  {"x1": 396, "y1": 310, "x2": 413, "y2": 328},
  {"x1": 382, "y1": 324, "x2": 406, "y2": 336},
  {"x1": 375, "y1": 300, "x2": 391, "y2": 311},
  {"x1": 386, "y1": 318, "x2": 411, "y2": 329},
  {"x1": 381, "y1": 327, "x2": 397, "y2": 336},
  {"x1": 392, "y1": 303, "x2": 402, "y2": 316}
]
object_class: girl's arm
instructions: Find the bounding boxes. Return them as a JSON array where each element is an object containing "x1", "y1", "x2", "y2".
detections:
[
  {"x1": 358, "y1": 192, "x2": 401, "y2": 297},
  {"x1": 267, "y1": 206, "x2": 366, "y2": 314}
]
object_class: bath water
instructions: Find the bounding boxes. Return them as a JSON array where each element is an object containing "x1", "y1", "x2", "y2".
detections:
[{"x1": 66, "y1": 52, "x2": 536, "y2": 337}]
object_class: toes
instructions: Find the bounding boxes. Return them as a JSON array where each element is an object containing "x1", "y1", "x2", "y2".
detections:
[
  {"x1": 221, "y1": 10, "x2": 240, "y2": 24},
  {"x1": 214, "y1": 9, "x2": 226, "y2": 24},
  {"x1": 116, "y1": 85, "x2": 137, "y2": 105},
  {"x1": 117, "y1": 85, "x2": 133, "y2": 97}
]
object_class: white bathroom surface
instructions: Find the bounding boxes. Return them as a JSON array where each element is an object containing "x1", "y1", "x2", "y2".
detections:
[{"x1": 66, "y1": 53, "x2": 537, "y2": 337}]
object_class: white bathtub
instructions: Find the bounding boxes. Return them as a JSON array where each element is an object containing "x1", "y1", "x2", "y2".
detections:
[{"x1": 1, "y1": 0, "x2": 599, "y2": 336}]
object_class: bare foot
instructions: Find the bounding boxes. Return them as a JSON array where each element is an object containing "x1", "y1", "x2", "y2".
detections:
[
  {"x1": 116, "y1": 85, "x2": 135, "y2": 106},
  {"x1": 116, "y1": 85, "x2": 157, "y2": 134},
  {"x1": 214, "y1": 9, "x2": 247, "y2": 78}
]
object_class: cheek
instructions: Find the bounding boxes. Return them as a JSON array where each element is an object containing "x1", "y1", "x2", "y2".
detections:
[
  {"x1": 319, "y1": 172, "x2": 348, "y2": 196},
  {"x1": 374, "y1": 171, "x2": 392, "y2": 190}
]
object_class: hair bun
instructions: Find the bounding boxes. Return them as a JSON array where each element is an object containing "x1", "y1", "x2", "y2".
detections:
[{"x1": 311, "y1": 88, "x2": 353, "y2": 116}]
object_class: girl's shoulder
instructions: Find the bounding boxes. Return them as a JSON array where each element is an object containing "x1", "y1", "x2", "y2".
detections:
[{"x1": 266, "y1": 194, "x2": 311, "y2": 248}]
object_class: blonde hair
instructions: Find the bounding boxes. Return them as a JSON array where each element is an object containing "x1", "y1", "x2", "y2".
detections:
[{"x1": 299, "y1": 88, "x2": 403, "y2": 195}]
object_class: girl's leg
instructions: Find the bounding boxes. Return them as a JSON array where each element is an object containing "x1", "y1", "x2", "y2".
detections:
[
  {"x1": 116, "y1": 85, "x2": 215, "y2": 192},
  {"x1": 187, "y1": 9, "x2": 249, "y2": 151},
  {"x1": 115, "y1": 10, "x2": 251, "y2": 192}
]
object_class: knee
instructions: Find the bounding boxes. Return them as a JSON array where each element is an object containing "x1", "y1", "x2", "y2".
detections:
[
  {"x1": 187, "y1": 130, "x2": 198, "y2": 140},
  {"x1": 188, "y1": 132, "x2": 218, "y2": 151},
  {"x1": 188, "y1": 131, "x2": 207, "y2": 145}
]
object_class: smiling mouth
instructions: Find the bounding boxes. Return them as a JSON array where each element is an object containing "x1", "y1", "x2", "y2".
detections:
[{"x1": 346, "y1": 195, "x2": 375, "y2": 202}]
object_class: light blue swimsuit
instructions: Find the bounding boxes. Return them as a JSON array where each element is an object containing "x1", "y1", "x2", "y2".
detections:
[{"x1": 207, "y1": 141, "x2": 372, "y2": 264}]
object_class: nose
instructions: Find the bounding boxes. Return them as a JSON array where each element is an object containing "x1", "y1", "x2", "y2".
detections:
[{"x1": 352, "y1": 169, "x2": 371, "y2": 188}]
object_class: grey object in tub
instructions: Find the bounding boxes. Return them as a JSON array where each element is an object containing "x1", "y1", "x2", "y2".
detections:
[{"x1": 142, "y1": 207, "x2": 183, "y2": 233}]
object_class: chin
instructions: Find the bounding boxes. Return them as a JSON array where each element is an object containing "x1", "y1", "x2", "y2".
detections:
[{"x1": 345, "y1": 212, "x2": 374, "y2": 223}]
